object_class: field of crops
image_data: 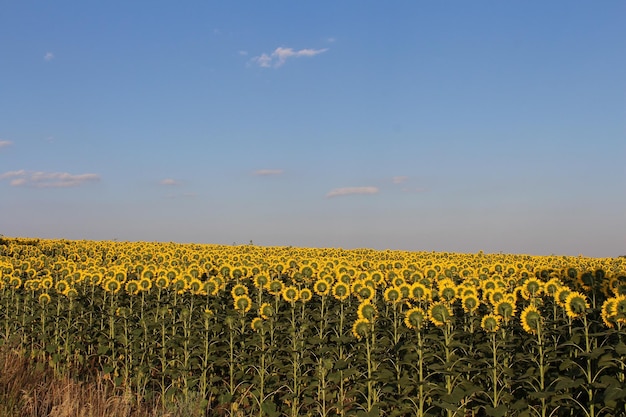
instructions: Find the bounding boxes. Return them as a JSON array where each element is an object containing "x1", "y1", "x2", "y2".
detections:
[{"x1": 0, "y1": 237, "x2": 625, "y2": 417}]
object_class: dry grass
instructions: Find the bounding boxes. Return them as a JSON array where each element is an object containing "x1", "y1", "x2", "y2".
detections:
[{"x1": 0, "y1": 346, "x2": 208, "y2": 417}]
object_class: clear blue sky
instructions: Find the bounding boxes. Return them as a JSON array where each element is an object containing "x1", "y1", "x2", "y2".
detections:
[{"x1": 1, "y1": 1, "x2": 625, "y2": 257}]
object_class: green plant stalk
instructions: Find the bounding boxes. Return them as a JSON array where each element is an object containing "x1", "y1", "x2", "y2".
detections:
[
  {"x1": 338, "y1": 300, "x2": 346, "y2": 417},
  {"x1": 317, "y1": 294, "x2": 328, "y2": 417},
  {"x1": 491, "y1": 332, "x2": 499, "y2": 410},
  {"x1": 443, "y1": 322, "x2": 454, "y2": 417},
  {"x1": 583, "y1": 315, "x2": 595, "y2": 417},
  {"x1": 290, "y1": 303, "x2": 300, "y2": 417},
  {"x1": 416, "y1": 329, "x2": 426, "y2": 417}
]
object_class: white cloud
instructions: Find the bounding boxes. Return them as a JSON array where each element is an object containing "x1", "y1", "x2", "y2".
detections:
[
  {"x1": 238, "y1": 50, "x2": 248, "y2": 56},
  {"x1": 0, "y1": 170, "x2": 100, "y2": 188},
  {"x1": 392, "y1": 176, "x2": 408, "y2": 184},
  {"x1": 160, "y1": 178, "x2": 179, "y2": 186},
  {"x1": 326, "y1": 186, "x2": 379, "y2": 198},
  {"x1": 251, "y1": 46, "x2": 328, "y2": 68},
  {"x1": 253, "y1": 169, "x2": 284, "y2": 176},
  {"x1": 0, "y1": 140, "x2": 13, "y2": 149},
  {"x1": 44, "y1": 52, "x2": 54, "y2": 61}
]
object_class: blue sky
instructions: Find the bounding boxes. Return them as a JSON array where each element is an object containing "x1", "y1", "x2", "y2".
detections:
[{"x1": 1, "y1": 1, "x2": 625, "y2": 257}]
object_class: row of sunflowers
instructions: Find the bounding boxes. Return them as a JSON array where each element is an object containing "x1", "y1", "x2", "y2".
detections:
[{"x1": 1, "y1": 237, "x2": 625, "y2": 416}]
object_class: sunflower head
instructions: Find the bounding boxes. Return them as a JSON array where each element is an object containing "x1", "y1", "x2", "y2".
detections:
[
  {"x1": 234, "y1": 294, "x2": 252, "y2": 314},
  {"x1": 332, "y1": 282, "x2": 350, "y2": 301},
  {"x1": 357, "y1": 301, "x2": 377, "y2": 321},
  {"x1": 384, "y1": 287, "x2": 402, "y2": 304},
  {"x1": 268, "y1": 279, "x2": 284, "y2": 296},
  {"x1": 429, "y1": 301, "x2": 452, "y2": 327},
  {"x1": 254, "y1": 274, "x2": 269, "y2": 290},
  {"x1": 139, "y1": 277, "x2": 152, "y2": 292},
  {"x1": 461, "y1": 294, "x2": 480, "y2": 314},
  {"x1": 38, "y1": 292, "x2": 51, "y2": 305},
  {"x1": 189, "y1": 278, "x2": 203, "y2": 295},
  {"x1": 352, "y1": 318, "x2": 370, "y2": 340},
  {"x1": 314, "y1": 279, "x2": 330, "y2": 296},
  {"x1": 358, "y1": 285, "x2": 374, "y2": 301},
  {"x1": 155, "y1": 276, "x2": 170, "y2": 290},
  {"x1": 494, "y1": 300, "x2": 516, "y2": 322},
  {"x1": 481, "y1": 314, "x2": 501, "y2": 333},
  {"x1": 404, "y1": 307, "x2": 426, "y2": 330},
  {"x1": 251, "y1": 317, "x2": 264, "y2": 332},
  {"x1": 282, "y1": 286, "x2": 299, "y2": 303},
  {"x1": 299, "y1": 288, "x2": 313, "y2": 303},
  {"x1": 259, "y1": 302, "x2": 274, "y2": 319},
  {"x1": 520, "y1": 304, "x2": 542, "y2": 335},
  {"x1": 231, "y1": 283, "x2": 249, "y2": 298},
  {"x1": 125, "y1": 280, "x2": 140, "y2": 295},
  {"x1": 564, "y1": 292, "x2": 589, "y2": 319}
]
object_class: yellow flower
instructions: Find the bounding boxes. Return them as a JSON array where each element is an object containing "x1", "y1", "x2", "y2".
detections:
[
  {"x1": 125, "y1": 280, "x2": 140, "y2": 295},
  {"x1": 493, "y1": 300, "x2": 516, "y2": 322},
  {"x1": 481, "y1": 314, "x2": 501, "y2": 333},
  {"x1": 521, "y1": 278, "x2": 543, "y2": 299},
  {"x1": 188, "y1": 278, "x2": 203, "y2": 295},
  {"x1": 254, "y1": 274, "x2": 269, "y2": 289},
  {"x1": 313, "y1": 279, "x2": 330, "y2": 296},
  {"x1": 383, "y1": 287, "x2": 402, "y2": 304},
  {"x1": 601, "y1": 298, "x2": 617, "y2": 328},
  {"x1": 409, "y1": 282, "x2": 431, "y2": 302},
  {"x1": 251, "y1": 317, "x2": 263, "y2": 332},
  {"x1": 461, "y1": 294, "x2": 480, "y2": 314},
  {"x1": 332, "y1": 282, "x2": 350, "y2": 301},
  {"x1": 155, "y1": 276, "x2": 170, "y2": 290},
  {"x1": 555, "y1": 287, "x2": 571, "y2": 308},
  {"x1": 357, "y1": 285, "x2": 375, "y2": 302},
  {"x1": 55, "y1": 279, "x2": 70, "y2": 294},
  {"x1": 428, "y1": 301, "x2": 452, "y2": 327},
  {"x1": 233, "y1": 294, "x2": 252, "y2": 314},
  {"x1": 231, "y1": 283, "x2": 248, "y2": 298},
  {"x1": 352, "y1": 318, "x2": 370, "y2": 340},
  {"x1": 139, "y1": 277, "x2": 153, "y2": 292},
  {"x1": 268, "y1": 279, "x2": 284, "y2": 296},
  {"x1": 282, "y1": 286, "x2": 299, "y2": 303},
  {"x1": 104, "y1": 279, "x2": 121, "y2": 293},
  {"x1": 259, "y1": 302, "x2": 273, "y2": 319},
  {"x1": 38, "y1": 292, "x2": 51, "y2": 305},
  {"x1": 564, "y1": 291, "x2": 589, "y2": 319},
  {"x1": 520, "y1": 304, "x2": 542, "y2": 335},
  {"x1": 357, "y1": 301, "x2": 377, "y2": 321},
  {"x1": 299, "y1": 288, "x2": 312, "y2": 303},
  {"x1": 404, "y1": 307, "x2": 426, "y2": 330}
]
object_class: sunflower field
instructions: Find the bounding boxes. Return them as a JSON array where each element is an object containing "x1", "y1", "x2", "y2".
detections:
[{"x1": 0, "y1": 237, "x2": 625, "y2": 417}]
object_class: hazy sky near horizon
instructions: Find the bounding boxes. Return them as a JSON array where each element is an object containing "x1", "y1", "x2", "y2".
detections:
[{"x1": 1, "y1": 1, "x2": 625, "y2": 257}]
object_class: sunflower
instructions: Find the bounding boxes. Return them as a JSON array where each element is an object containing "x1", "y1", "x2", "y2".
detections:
[
  {"x1": 428, "y1": 301, "x2": 452, "y2": 327},
  {"x1": 125, "y1": 280, "x2": 140, "y2": 295},
  {"x1": 38, "y1": 292, "x2": 51, "y2": 305},
  {"x1": 600, "y1": 298, "x2": 617, "y2": 328},
  {"x1": 555, "y1": 287, "x2": 571, "y2": 308},
  {"x1": 231, "y1": 283, "x2": 248, "y2": 298},
  {"x1": 173, "y1": 278, "x2": 187, "y2": 294},
  {"x1": 358, "y1": 285, "x2": 375, "y2": 302},
  {"x1": 259, "y1": 302, "x2": 273, "y2": 320},
  {"x1": 461, "y1": 294, "x2": 480, "y2": 314},
  {"x1": 383, "y1": 287, "x2": 402, "y2": 304},
  {"x1": 522, "y1": 278, "x2": 543, "y2": 299},
  {"x1": 41, "y1": 277, "x2": 53, "y2": 290},
  {"x1": 313, "y1": 279, "x2": 330, "y2": 296},
  {"x1": 352, "y1": 318, "x2": 370, "y2": 340},
  {"x1": 488, "y1": 290, "x2": 505, "y2": 305},
  {"x1": 55, "y1": 280, "x2": 69, "y2": 294},
  {"x1": 65, "y1": 288, "x2": 78, "y2": 299},
  {"x1": 357, "y1": 301, "x2": 377, "y2": 321},
  {"x1": 481, "y1": 314, "x2": 501, "y2": 333},
  {"x1": 493, "y1": 300, "x2": 516, "y2": 323},
  {"x1": 268, "y1": 279, "x2": 284, "y2": 296},
  {"x1": 398, "y1": 283, "x2": 411, "y2": 299},
  {"x1": 438, "y1": 281, "x2": 457, "y2": 303},
  {"x1": 404, "y1": 306, "x2": 426, "y2": 330},
  {"x1": 564, "y1": 291, "x2": 589, "y2": 319},
  {"x1": 254, "y1": 274, "x2": 269, "y2": 290},
  {"x1": 615, "y1": 294, "x2": 626, "y2": 324},
  {"x1": 251, "y1": 317, "x2": 264, "y2": 332},
  {"x1": 155, "y1": 276, "x2": 170, "y2": 290},
  {"x1": 299, "y1": 288, "x2": 313, "y2": 303},
  {"x1": 409, "y1": 282, "x2": 432, "y2": 302},
  {"x1": 332, "y1": 282, "x2": 350, "y2": 301},
  {"x1": 139, "y1": 277, "x2": 152, "y2": 292},
  {"x1": 520, "y1": 304, "x2": 542, "y2": 335},
  {"x1": 543, "y1": 278, "x2": 562, "y2": 297},
  {"x1": 203, "y1": 279, "x2": 219, "y2": 296},
  {"x1": 104, "y1": 279, "x2": 121, "y2": 294},
  {"x1": 188, "y1": 278, "x2": 203, "y2": 295},
  {"x1": 234, "y1": 294, "x2": 252, "y2": 314},
  {"x1": 282, "y1": 286, "x2": 300, "y2": 303}
]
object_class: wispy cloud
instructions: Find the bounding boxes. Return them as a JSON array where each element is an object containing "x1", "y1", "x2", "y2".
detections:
[
  {"x1": 392, "y1": 176, "x2": 408, "y2": 184},
  {"x1": 251, "y1": 47, "x2": 328, "y2": 68},
  {"x1": 0, "y1": 140, "x2": 13, "y2": 149},
  {"x1": 44, "y1": 52, "x2": 54, "y2": 61},
  {"x1": 159, "y1": 178, "x2": 180, "y2": 186},
  {"x1": 326, "y1": 186, "x2": 379, "y2": 198},
  {"x1": 0, "y1": 170, "x2": 100, "y2": 188},
  {"x1": 253, "y1": 169, "x2": 284, "y2": 176}
]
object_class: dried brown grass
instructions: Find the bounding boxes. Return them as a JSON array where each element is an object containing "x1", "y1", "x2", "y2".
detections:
[{"x1": 0, "y1": 346, "x2": 206, "y2": 417}]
